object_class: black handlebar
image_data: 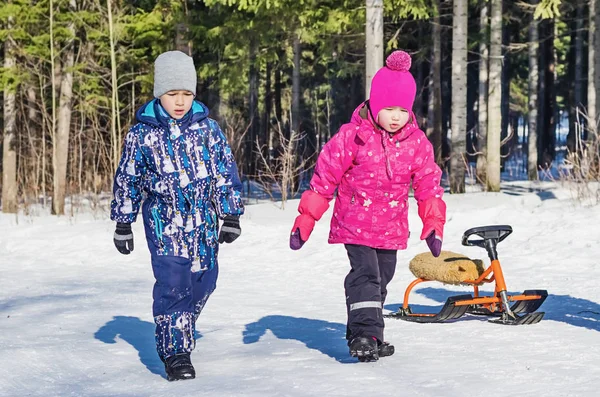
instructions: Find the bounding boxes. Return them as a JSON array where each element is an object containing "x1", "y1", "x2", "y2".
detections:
[{"x1": 461, "y1": 225, "x2": 513, "y2": 260}]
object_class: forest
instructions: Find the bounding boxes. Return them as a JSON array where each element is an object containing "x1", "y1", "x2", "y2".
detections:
[{"x1": 1, "y1": 0, "x2": 598, "y2": 214}]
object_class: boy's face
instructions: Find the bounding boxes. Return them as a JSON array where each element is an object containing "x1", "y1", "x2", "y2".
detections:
[
  {"x1": 159, "y1": 90, "x2": 194, "y2": 119},
  {"x1": 377, "y1": 106, "x2": 410, "y2": 134}
]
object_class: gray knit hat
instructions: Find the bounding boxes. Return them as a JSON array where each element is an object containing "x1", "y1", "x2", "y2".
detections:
[{"x1": 153, "y1": 51, "x2": 197, "y2": 98}]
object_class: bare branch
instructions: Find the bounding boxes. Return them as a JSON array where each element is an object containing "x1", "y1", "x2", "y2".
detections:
[{"x1": 254, "y1": 122, "x2": 315, "y2": 209}]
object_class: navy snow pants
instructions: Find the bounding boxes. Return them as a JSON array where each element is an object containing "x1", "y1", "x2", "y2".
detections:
[
  {"x1": 150, "y1": 255, "x2": 218, "y2": 360},
  {"x1": 344, "y1": 244, "x2": 397, "y2": 343},
  {"x1": 143, "y1": 212, "x2": 218, "y2": 360}
]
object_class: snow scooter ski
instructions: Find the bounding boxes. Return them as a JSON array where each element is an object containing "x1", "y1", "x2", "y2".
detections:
[{"x1": 385, "y1": 225, "x2": 547, "y2": 325}]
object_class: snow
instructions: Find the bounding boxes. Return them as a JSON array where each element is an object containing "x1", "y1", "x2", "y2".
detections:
[{"x1": 1, "y1": 180, "x2": 600, "y2": 396}]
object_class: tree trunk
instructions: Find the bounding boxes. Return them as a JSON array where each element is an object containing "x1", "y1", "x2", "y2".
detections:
[
  {"x1": 275, "y1": 50, "x2": 283, "y2": 128},
  {"x1": 528, "y1": 2, "x2": 540, "y2": 180},
  {"x1": 440, "y1": 0, "x2": 453, "y2": 163},
  {"x1": 52, "y1": 0, "x2": 76, "y2": 215},
  {"x1": 588, "y1": 0, "x2": 599, "y2": 131},
  {"x1": 538, "y1": 19, "x2": 547, "y2": 161},
  {"x1": 450, "y1": 0, "x2": 468, "y2": 194},
  {"x1": 567, "y1": 0, "x2": 585, "y2": 149},
  {"x1": 175, "y1": 23, "x2": 192, "y2": 55},
  {"x1": 415, "y1": 23, "x2": 425, "y2": 124},
  {"x1": 476, "y1": 0, "x2": 489, "y2": 183},
  {"x1": 212, "y1": 53, "x2": 225, "y2": 122},
  {"x1": 567, "y1": 15, "x2": 577, "y2": 153},
  {"x1": 575, "y1": 0, "x2": 585, "y2": 136},
  {"x1": 175, "y1": 0, "x2": 192, "y2": 55},
  {"x1": 26, "y1": 86, "x2": 38, "y2": 123},
  {"x1": 291, "y1": 34, "x2": 301, "y2": 136},
  {"x1": 248, "y1": 38, "x2": 259, "y2": 177},
  {"x1": 2, "y1": 15, "x2": 18, "y2": 213},
  {"x1": 48, "y1": 0, "x2": 57, "y2": 209},
  {"x1": 486, "y1": 0, "x2": 503, "y2": 192},
  {"x1": 500, "y1": 18, "x2": 511, "y2": 169},
  {"x1": 595, "y1": 0, "x2": 600, "y2": 133},
  {"x1": 107, "y1": 0, "x2": 121, "y2": 174},
  {"x1": 549, "y1": 20, "x2": 557, "y2": 163},
  {"x1": 291, "y1": 33, "x2": 301, "y2": 192},
  {"x1": 538, "y1": 18, "x2": 556, "y2": 168},
  {"x1": 426, "y1": 0, "x2": 443, "y2": 166},
  {"x1": 263, "y1": 61, "x2": 272, "y2": 165},
  {"x1": 365, "y1": 0, "x2": 383, "y2": 97},
  {"x1": 25, "y1": 85, "x2": 40, "y2": 197}
]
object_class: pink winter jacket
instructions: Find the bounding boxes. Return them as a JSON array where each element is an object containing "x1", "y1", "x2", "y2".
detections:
[{"x1": 299, "y1": 103, "x2": 445, "y2": 250}]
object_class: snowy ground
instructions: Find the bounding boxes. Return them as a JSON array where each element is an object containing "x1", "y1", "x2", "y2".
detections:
[{"x1": 1, "y1": 181, "x2": 600, "y2": 397}]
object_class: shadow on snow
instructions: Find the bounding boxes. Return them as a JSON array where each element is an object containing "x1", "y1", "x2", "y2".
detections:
[
  {"x1": 243, "y1": 315, "x2": 356, "y2": 363},
  {"x1": 94, "y1": 315, "x2": 202, "y2": 377}
]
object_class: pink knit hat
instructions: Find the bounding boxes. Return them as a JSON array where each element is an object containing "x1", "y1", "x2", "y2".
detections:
[{"x1": 368, "y1": 50, "x2": 416, "y2": 119}]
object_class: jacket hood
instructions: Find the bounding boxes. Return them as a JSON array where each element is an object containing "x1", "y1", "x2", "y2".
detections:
[
  {"x1": 135, "y1": 99, "x2": 210, "y2": 129},
  {"x1": 350, "y1": 101, "x2": 419, "y2": 143},
  {"x1": 349, "y1": 101, "x2": 422, "y2": 179}
]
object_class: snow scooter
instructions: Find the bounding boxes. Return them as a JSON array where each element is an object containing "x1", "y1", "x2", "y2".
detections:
[{"x1": 385, "y1": 225, "x2": 548, "y2": 325}]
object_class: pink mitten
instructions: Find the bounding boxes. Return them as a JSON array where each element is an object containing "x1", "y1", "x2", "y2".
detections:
[
  {"x1": 289, "y1": 190, "x2": 329, "y2": 251},
  {"x1": 290, "y1": 214, "x2": 315, "y2": 250}
]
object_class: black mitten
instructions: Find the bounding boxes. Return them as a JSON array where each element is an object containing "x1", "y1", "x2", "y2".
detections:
[
  {"x1": 114, "y1": 222, "x2": 134, "y2": 255},
  {"x1": 218, "y1": 216, "x2": 241, "y2": 244}
]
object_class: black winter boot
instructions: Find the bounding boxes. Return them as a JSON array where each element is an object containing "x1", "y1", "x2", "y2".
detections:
[
  {"x1": 377, "y1": 341, "x2": 395, "y2": 358},
  {"x1": 164, "y1": 353, "x2": 195, "y2": 381},
  {"x1": 349, "y1": 336, "x2": 379, "y2": 362}
]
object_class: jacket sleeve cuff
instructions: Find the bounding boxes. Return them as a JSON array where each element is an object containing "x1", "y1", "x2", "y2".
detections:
[{"x1": 298, "y1": 190, "x2": 330, "y2": 221}]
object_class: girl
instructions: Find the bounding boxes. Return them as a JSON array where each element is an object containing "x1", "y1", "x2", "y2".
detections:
[{"x1": 289, "y1": 50, "x2": 446, "y2": 362}]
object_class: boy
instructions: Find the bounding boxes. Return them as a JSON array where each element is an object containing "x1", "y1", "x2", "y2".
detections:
[{"x1": 110, "y1": 50, "x2": 244, "y2": 380}]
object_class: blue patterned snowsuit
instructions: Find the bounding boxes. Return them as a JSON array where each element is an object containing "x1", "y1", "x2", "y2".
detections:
[{"x1": 110, "y1": 99, "x2": 244, "y2": 360}]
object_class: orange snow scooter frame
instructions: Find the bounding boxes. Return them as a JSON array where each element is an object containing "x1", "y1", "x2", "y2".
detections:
[{"x1": 385, "y1": 225, "x2": 548, "y2": 325}]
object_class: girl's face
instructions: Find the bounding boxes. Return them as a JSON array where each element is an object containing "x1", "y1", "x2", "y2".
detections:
[
  {"x1": 377, "y1": 107, "x2": 410, "y2": 134},
  {"x1": 159, "y1": 90, "x2": 194, "y2": 119}
]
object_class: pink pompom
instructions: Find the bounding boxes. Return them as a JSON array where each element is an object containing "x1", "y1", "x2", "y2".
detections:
[{"x1": 386, "y1": 50, "x2": 411, "y2": 72}]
